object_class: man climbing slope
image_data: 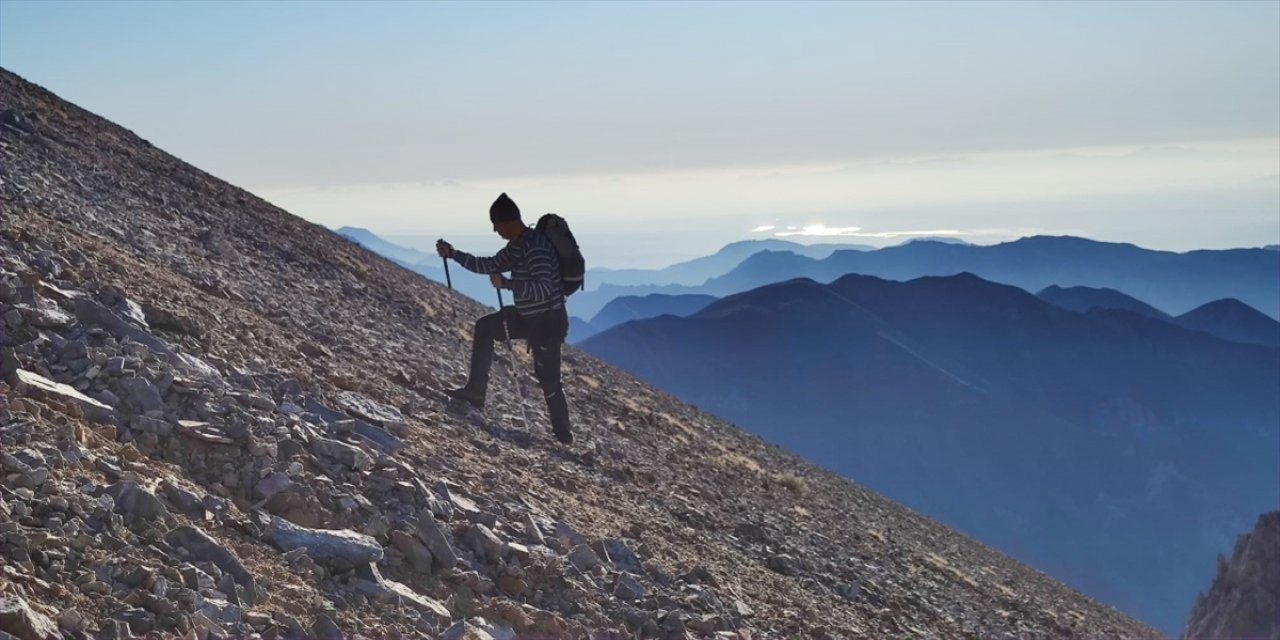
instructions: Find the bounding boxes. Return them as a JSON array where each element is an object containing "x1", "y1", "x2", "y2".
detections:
[{"x1": 436, "y1": 193, "x2": 574, "y2": 445}]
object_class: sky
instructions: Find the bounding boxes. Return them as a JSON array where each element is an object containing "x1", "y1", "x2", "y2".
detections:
[{"x1": 1, "y1": 0, "x2": 1277, "y2": 267}]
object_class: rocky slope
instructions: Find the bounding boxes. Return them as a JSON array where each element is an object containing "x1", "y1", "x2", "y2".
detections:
[
  {"x1": 1182, "y1": 512, "x2": 1280, "y2": 640},
  {"x1": 0, "y1": 67, "x2": 1158, "y2": 639}
]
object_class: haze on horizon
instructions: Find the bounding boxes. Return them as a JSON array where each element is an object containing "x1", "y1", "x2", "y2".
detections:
[{"x1": 2, "y1": 0, "x2": 1277, "y2": 268}]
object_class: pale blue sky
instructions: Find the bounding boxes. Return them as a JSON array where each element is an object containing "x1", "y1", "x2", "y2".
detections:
[{"x1": 2, "y1": 0, "x2": 1277, "y2": 267}]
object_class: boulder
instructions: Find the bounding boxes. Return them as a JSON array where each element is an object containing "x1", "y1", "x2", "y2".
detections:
[
  {"x1": 313, "y1": 614, "x2": 343, "y2": 640},
  {"x1": 416, "y1": 514, "x2": 460, "y2": 571},
  {"x1": 103, "y1": 481, "x2": 169, "y2": 523},
  {"x1": 254, "y1": 472, "x2": 293, "y2": 500},
  {"x1": 267, "y1": 517, "x2": 383, "y2": 570},
  {"x1": 311, "y1": 437, "x2": 373, "y2": 471},
  {"x1": 463, "y1": 523, "x2": 506, "y2": 560},
  {"x1": 114, "y1": 376, "x2": 164, "y2": 413},
  {"x1": 334, "y1": 390, "x2": 405, "y2": 431},
  {"x1": 568, "y1": 544, "x2": 603, "y2": 572},
  {"x1": 165, "y1": 526, "x2": 259, "y2": 605},
  {"x1": 604, "y1": 539, "x2": 643, "y2": 574},
  {"x1": 73, "y1": 298, "x2": 173, "y2": 361},
  {"x1": 390, "y1": 529, "x2": 434, "y2": 573},
  {"x1": 0, "y1": 596, "x2": 59, "y2": 640},
  {"x1": 614, "y1": 573, "x2": 646, "y2": 601},
  {"x1": 11, "y1": 369, "x2": 115, "y2": 423}
]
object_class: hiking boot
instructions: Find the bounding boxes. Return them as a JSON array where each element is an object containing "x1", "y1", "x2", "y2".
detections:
[
  {"x1": 443, "y1": 387, "x2": 485, "y2": 408},
  {"x1": 552, "y1": 424, "x2": 573, "y2": 445}
]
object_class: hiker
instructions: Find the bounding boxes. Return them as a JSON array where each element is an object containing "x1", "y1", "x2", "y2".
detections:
[{"x1": 436, "y1": 193, "x2": 574, "y2": 445}]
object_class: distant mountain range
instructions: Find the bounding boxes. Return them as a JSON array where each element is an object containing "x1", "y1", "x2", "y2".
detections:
[
  {"x1": 337, "y1": 229, "x2": 868, "y2": 317},
  {"x1": 567, "y1": 294, "x2": 719, "y2": 344},
  {"x1": 590, "y1": 294, "x2": 718, "y2": 332},
  {"x1": 337, "y1": 227, "x2": 497, "y2": 307},
  {"x1": 572, "y1": 236, "x2": 1280, "y2": 320},
  {"x1": 336, "y1": 226, "x2": 436, "y2": 265},
  {"x1": 587, "y1": 239, "x2": 873, "y2": 289},
  {"x1": 581, "y1": 272, "x2": 1280, "y2": 634},
  {"x1": 1037, "y1": 285, "x2": 1280, "y2": 348}
]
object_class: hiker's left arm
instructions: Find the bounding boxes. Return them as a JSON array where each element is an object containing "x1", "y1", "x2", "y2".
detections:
[{"x1": 454, "y1": 243, "x2": 515, "y2": 275}]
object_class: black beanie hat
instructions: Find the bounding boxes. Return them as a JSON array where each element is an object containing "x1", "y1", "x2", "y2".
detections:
[{"x1": 489, "y1": 193, "x2": 520, "y2": 223}]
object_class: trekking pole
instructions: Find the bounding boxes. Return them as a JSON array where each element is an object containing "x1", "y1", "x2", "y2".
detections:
[
  {"x1": 437, "y1": 239, "x2": 453, "y2": 289},
  {"x1": 496, "y1": 287, "x2": 530, "y2": 427}
]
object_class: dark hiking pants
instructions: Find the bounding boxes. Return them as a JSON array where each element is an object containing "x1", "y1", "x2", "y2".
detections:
[{"x1": 464, "y1": 306, "x2": 571, "y2": 438}]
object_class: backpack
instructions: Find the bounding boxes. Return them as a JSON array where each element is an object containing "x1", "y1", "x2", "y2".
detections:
[{"x1": 535, "y1": 213, "x2": 585, "y2": 296}]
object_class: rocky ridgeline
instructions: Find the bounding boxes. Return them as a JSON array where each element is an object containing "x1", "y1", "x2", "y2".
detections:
[
  {"x1": 0, "y1": 67, "x2": 1160, "y2": 639},
  {"x1": 1181, "y1": 512, "x2": 1279, "y2": 640}
]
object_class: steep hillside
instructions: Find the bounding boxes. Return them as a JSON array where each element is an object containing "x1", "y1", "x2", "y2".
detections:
[
  {"x1": 582, "y1": 273, "x2": 1280, "y2": 634},
  {"x1": 0, "y1": 68, "x2": 1157, "y2": 639}
]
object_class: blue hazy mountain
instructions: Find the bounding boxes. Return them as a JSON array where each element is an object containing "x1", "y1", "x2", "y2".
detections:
[
  {"x1": 336, "y1": 227, "x2": 497, "y2": 307},
  {"x1": 580, "y1": 237, "x2": 1280, "y2": 321},
  {"x1": 581, "y1": 272, "x2": 1280, "y2": 635},
  {"x1": 1038, "y1": 286, "x2": 1280, "y2": 348},
  {"x1": 336, "y1": 226, "x2": 436, "y2": 265},
  {"x1": 589, "y1": 294, "x2": 718, "y2": 331},
  {"x1": 1038, "y1": 285, "x2": 1172, "y2": 320},
  {"x1": 567, "y1": 316, "x2": 600, "y2": 344},
  {"x1": 588, "y1": 239, "x2": 874, "y2": 289},
  {"x1": 1175, "y1": 299, "x2": 1280, "y2": 348}
]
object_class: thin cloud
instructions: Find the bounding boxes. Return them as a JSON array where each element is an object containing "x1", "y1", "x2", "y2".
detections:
[
  {"x1": 774, "y1": 224, "x2": 864, "y2": 237},
  {"x1": 751, "y1": 225, "x2": 777, "y2": 233},
  {"x1": 773, "y1": 226, "x2": 974, "y2": 239},
  {"x1": 841, "y1": 229, "x2": 965, "y2": 239}
]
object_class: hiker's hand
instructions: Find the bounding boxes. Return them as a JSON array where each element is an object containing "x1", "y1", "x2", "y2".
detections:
[
  {"x1": 435, "y1": 240, "x2": 453, "y2": 258},
  {"x1": 489, "y1": 272, "x2": 505, "y2": 289}
]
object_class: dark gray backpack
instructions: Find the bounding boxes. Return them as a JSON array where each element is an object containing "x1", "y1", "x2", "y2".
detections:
[{"x1": 535, "y1": 213, "x2": 585, "y2": 296}]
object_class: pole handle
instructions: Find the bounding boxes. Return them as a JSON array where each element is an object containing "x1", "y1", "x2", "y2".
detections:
[{"x1": 437, "y1": 239, "x2": 453, "y2": 290}]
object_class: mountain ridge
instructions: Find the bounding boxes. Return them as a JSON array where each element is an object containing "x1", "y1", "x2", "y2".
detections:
[
  {"x1": 1038, "y1": 284, "x2": 1173, "y2": 320},
  {"x1": 589, "y1": 294, "x2": 718, "y2": 332},
  {"x1": 577, "y1": 236, "x2": 1280, "y2": 321},
  {"x1": 0, "y1": 67, "x2": 1160, "y2": 639},
  {"x1": 587, "y1": 239, "x2": 874, "y2": 290}
]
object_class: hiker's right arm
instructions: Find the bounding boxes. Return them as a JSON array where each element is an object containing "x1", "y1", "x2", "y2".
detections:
[{"x1": 452, "y1": 244, "x2": 515, "y2": 275}]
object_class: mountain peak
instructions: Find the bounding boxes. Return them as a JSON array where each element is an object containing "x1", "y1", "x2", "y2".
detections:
[
  {"x1": 1189, "y1": 297, "x2": 1258, "y2": 314},
  {"x1": 1176, "y1": 298, "x2": 1280, "y2": 347}
]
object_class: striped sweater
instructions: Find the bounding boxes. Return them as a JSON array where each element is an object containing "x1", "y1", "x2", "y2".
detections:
[{"x1": 454, "y1": 228, "x2": 564, "y2": 316}]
